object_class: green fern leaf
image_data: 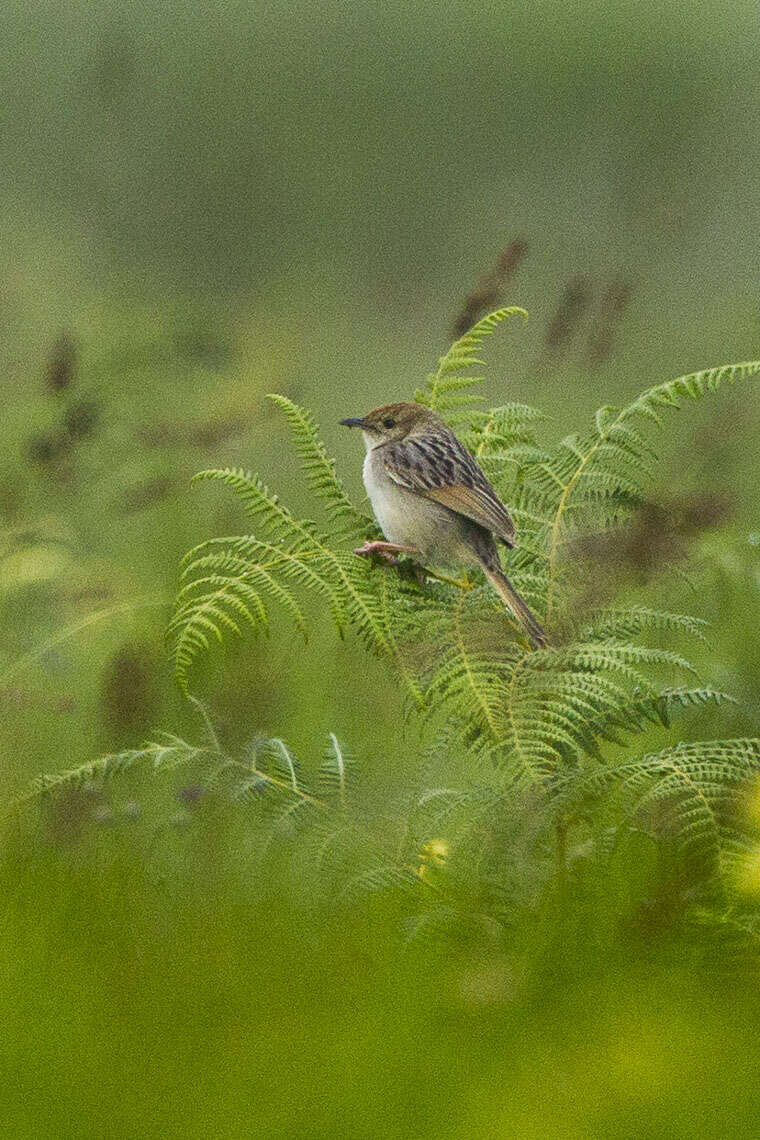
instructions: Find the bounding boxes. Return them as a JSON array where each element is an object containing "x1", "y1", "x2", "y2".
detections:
[
  {"x1": 266, "y1": 394, "x2": 368, "y2": 531},
  {"x1": 416, "y1": 306, "x2": 528, "y2": 422}
]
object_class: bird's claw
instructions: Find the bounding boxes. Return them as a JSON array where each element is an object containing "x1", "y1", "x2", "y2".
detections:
[{"x1": 353, "y1": 540, "x2": 419, "y2": 566}]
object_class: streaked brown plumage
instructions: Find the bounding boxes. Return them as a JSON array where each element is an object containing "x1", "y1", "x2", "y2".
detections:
[{"x1": 340, "y1": 402, "x2": 548, "y2": 648}]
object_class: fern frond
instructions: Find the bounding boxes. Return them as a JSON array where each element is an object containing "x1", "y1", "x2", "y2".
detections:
[
  {"x1": 319, "y1": 733, "x2": 354, "y2": 807},
  {"x1": 168, "y1": 467, "x2": 400, "y2": 692},
  {"x1": 584, "y1": 686, "x2": 733, "y2": 745},
  {"x1": 261, "y1": 737, "x2": 302, "y2": 794},
  {"x1": 191, "y1": 467, "x2": 312, "y2": 542},
  {"x1": 559, "y1": 641, "x2": 698, "y2": 682},
  {"x1": 415, "y1": 306, "x2": 528, "y2": 422},
  {"x1": 20, "y1": 736, "x2": 205, "y2": 802},
  {"x1": 544, "y1": 358, "x2": 760, "y2": 620},
  {"x1": 572, "y1": 739, "x2": 760, "y2": 876},
  {"x1": 621, "y1": 361, "x2": 760, "y2": 425},
  {"x1": 578, "y1": 607, "x2": 708, "y2": 644},
  {"x1": 266, "y1": 394, "x2": 368, "y2": 531}
]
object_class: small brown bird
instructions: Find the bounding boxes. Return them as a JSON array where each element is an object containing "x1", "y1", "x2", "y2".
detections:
[{"x1": 340, "y1": 402, "x2": 548, "y2": 648}]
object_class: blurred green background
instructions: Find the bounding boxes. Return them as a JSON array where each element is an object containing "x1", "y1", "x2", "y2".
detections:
[{"x1": 3, "y1": 2, "x2": 760, "y2": 1135}]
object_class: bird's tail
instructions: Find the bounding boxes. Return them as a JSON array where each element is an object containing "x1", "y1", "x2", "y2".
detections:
[{"x1": 484, "y1": 567, "x2": 550, "y2": 649}]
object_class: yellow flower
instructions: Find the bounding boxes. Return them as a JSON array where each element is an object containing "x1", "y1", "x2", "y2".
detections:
[{"x1": 418, "y1": 837, "x2": 450, "y2": 879}]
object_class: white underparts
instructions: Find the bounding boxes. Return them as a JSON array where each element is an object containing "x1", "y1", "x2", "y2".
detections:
[{"x1": 361, "y1": 440, "x2": 480, "y2": 569}]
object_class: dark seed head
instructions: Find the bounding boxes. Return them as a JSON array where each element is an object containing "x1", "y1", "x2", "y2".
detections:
[
  {"x1": 45, "y1": 332, "x2": 77, "y2": 394},
  {"x1": 64, "y1": 399, "x2": 100, "y2": 441},
  {"x1": 28, "y1": 431, "x2": 71, "y2": 466}
]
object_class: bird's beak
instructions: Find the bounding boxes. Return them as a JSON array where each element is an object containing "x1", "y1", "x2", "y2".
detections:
[{"x1": 339, "y1": 417, "x2": 367, "y2": 428}]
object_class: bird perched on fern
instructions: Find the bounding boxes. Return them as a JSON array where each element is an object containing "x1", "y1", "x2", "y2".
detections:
[{"x1": 340, "y1": 402, "x2": 548, "y2": 647}]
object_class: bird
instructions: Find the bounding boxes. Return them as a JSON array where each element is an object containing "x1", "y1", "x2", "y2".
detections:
[{"x1": 340, "y1": 401, "x2": 548, "y2": 648}]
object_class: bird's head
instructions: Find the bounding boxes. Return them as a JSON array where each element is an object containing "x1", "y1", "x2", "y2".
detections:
[{"x1": 340, "y1": 401, "x2": 439, "y2": 446}]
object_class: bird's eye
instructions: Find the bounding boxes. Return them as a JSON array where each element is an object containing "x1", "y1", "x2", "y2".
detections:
[{"x1": 382, "y1": 417, "x2": 396, "y2": 429}]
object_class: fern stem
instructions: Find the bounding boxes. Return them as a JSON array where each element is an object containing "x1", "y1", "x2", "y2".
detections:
[
  {"x1": 423, "y1": 568, "x2": 473, "y2": 591},
  {"x1": 474, "y1": 412, "x2": 497, "y2": 459},
  {"x1": 188, "y1": 696, "x2": 223, "y2": 755},
  {"x1": 222, "y1": 757, "x2": 327, "y2": 807}
]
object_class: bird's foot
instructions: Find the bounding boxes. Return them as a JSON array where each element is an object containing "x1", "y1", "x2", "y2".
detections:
[
  {"x1": 353, "y1": 540, "x2": 420, "y2": 566},
  {"x1": 423, "y1": 568, "x2": 474, "y2": 591}
]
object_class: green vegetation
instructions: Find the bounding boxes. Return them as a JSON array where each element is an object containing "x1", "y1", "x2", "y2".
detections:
[
  {"x1": 5, "y1": 1, "x2": 760, "y2": 1134},
  {"x1": 7, "y1": 308, "x2": 760, "y2": 1135},
  {"x1": 31, "y1": 309, "x2": 760, "y2": 920}
]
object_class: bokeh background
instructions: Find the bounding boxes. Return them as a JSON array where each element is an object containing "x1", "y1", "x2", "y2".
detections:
[{"x1": 3, "y1": 2, "x2": 760, "y2": 1136}]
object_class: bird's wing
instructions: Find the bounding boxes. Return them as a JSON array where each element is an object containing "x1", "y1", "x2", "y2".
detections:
[{"x1": 383, "y1": 432, "x2": 516, "y2": 545}]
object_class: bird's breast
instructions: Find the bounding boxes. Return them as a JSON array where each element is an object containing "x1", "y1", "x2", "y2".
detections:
[
  {"x1": 362, "y1": 447, "x2": 479, "y2": 568},
  {"x1": 362, "y1": 449, "x2": 409, "y2": 543}
]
